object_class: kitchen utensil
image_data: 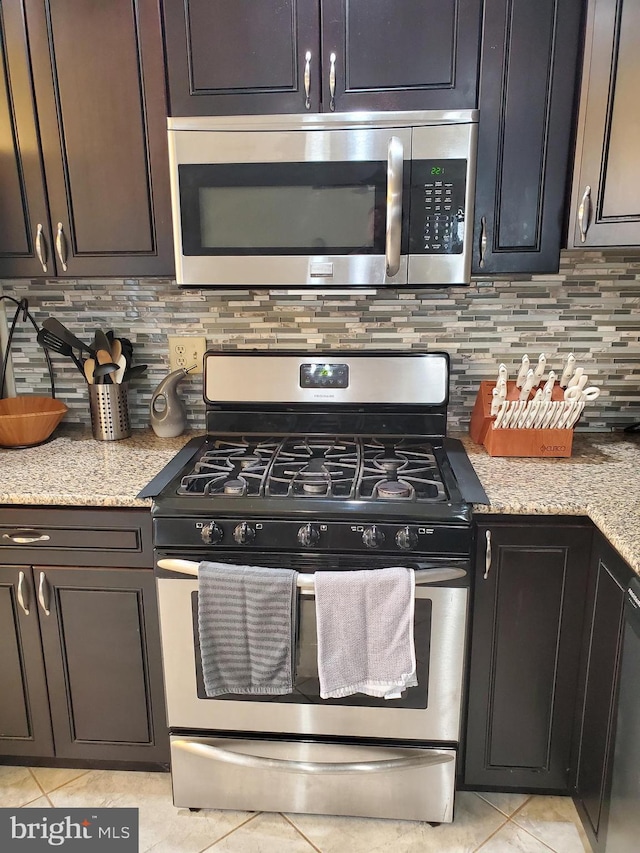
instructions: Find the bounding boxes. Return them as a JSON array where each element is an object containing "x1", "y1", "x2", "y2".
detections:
[
  {"x1": 533, "y1": 354, "x2": 546, "y2": 384},
  {"x1": 93, "y1": 328, "x2": 112, "y2": 356},
  {"x1": 494, "y1": 400, "x2": 509, "y2": 429},
  {"x1": 0, "y1": 395, "x2": 67, "y2": 448},
  {"x1": 564, "y1": 385, "x2": 600, "y2": 402},
  {"x1": 110, "y1": 338, "x2": 122, "y2": 363},
  {"x1": 524, "y1": 398, "x2": 542, "y2": 429},
  {"x1": 566, "y1": 366, "x2": 585, "y2": 388},
  {"x1": 559, "y1": 353, "x2": 576, "y2": 388},
  {"x1": 565, "y1": 401, "x2": 585, "y2": 428},
  {"x1": 88, "y1": 383, "x2": 131, "y2": 441},
  {"x1": 516, "y1": 355, "x2": 530, "y2": 388},
  {"x1": 123, "y1": 364, "x2": 147, "y2": 382},
  {"x1": 542, "y1": 371, "x2": 557, "y2": 400},
  {"x1": 84, "y1": 358, "x2": 95, "y2": 384},
  {"x1": 113, "y1": 353, "x2": 127, "y2": 384},
  {"x1": 93, "y1": 362, "x2": 119, "y2": 384},
  {"x1": 95, "y1": 348, "x2": 115, "y2": 383},
  {"x1": 519, "y1": 369, "x2": 536, "y2": 401},
  {"x1": 490, "y1": 387, "x2": 500, "y2": 416},
  {"x1": 150, "y1": 364, "x2": 197, "y2": 437},
  {"x1": 497, "y1": 363, "x2": 508, "y2": 385},
  {"x1": 533, "y1": 400, "x2": 549, "y2": 428},
  {"x1": 36, "y1": 328, "x2": 85, "y2": 375},
  {"x1": 42, "y1": 318, "x2": 93, "y2": 355}
]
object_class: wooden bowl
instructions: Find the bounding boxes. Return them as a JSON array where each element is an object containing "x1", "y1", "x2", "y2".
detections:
[{"x1": 0, "y1": 396, "x2": 68, "y2": 448}]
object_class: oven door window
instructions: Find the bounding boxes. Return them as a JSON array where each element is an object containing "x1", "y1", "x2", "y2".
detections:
[
  {"x1": 178, "y1": 162, "x2": 405, "y2": 257},
  {"x1": 192, "y1": 592, "x2": 431, "y2": 709}
]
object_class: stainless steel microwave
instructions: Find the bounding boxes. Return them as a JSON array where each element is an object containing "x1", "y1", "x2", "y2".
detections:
[{"x1": 167, "y1": 110, "x2": 478, "y2": 289}]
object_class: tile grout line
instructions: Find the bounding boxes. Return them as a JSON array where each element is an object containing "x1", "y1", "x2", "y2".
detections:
[
  {"x1": 31, "y1": 769, "x2": 92, "y2": 798},
  {"x1": 471, "y1": 814, "x2": 511, "y2": 852},
  {"x1": 473, "y1": 792, "x2": 533, "y2": 820},
  {"x1": 198, "y1": 812, "x2": 262, "y2": 851},
  {"x1": 27, "y1": 767, "x2": 48, "y2": 800},
  {"x1": 281, "y1": 812, "x2": 324, "y2": 852},
  {"x1": 504, "y1": 819, "x2": 562, "y2": 853}
]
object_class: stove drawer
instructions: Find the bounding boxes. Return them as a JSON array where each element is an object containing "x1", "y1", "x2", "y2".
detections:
[
  {"x1": 170, "y1": 735, "x2": 456, "y2": 822},
  {"x1": 0, "y1": 507, "x2": 152, "y2": 567}
]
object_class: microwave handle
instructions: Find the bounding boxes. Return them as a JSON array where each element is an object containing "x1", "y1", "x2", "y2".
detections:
[{"x1": 385, "y1": 137, "x2": 404, "y2": 277}]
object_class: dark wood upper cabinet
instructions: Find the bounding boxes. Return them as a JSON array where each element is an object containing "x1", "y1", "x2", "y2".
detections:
[
  {"x1": 464, "y1": 519, "x2": 592, "y2": 792},
  {"x1": 0, "y1": 0, "x2": 174, "y2": 278},
  {"x1": 472, "y1": 0, "x2": 584, "y2": 275},
  {"x1": 162, "y1": 0, "x2": 481, "y2": 115},
  {"x1": 568, "y1": 0, "x2": 640, "y2": 248}
]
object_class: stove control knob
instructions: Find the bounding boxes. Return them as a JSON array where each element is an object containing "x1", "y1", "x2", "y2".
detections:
[
  {"x1": 396, "y1": 526, "x2": 418, "y2": 551},
  {"x1": 201, "y1": 522, "x2": 223, "y2": 545},
  {"x1": 297, "y1": 523, "x2": 320, "y2": 547},
  {"x1": 362, "y1": 525, "x2": 385, "y2": 549},
  {"x1": 233, "y1": 522, "x2": 256, "y2": 545}
]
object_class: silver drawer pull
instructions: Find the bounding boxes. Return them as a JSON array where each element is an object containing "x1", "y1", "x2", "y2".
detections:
[
  {"x1": 174, "y1": 739, "x2": 454, "y2": 775},
  {"x1": 328, "y1": 51, "x2": 336, "y2": 111},
  {"x1": 17, "y1": 571, "x2": 30, "y2": 615},
  {"x1": 303, "y1": 50, "x2": 311, "y2": 109},
  {"x1": 3, "y1": 531, "x2": 51, "y2": 544},
  {"x1": 35, "y1": 223, "x2": 48, "y2": 272},
  {"x1": 578, "y1": 185, "x2": 591, "y2": 242},
  {"x1": 483, "y1": 530, "x2": 492, "y2": 579},
  {"x1": 56, "y1": 222, "x2": 68, "y2": 271},
  {"x1": 38, "y1": 571, "x2": 51, "y2": 616}
]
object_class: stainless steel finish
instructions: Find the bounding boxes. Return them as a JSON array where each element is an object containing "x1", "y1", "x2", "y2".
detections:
[
  {"x1": 35, "y1": 224, "x2": 48, "y2": 272},
  {"x1": 156, "y1": 576, "x2": 467, "y2": 740},
  {"x1": 479, "y1": 215, "x2": 487, "y2": 267},
  {"x1": 2, "y1": 532, "x2": 51, "y2": 544},
  {"x1": 156, "y1": 558, "x2": 467, "y2": 589},
  {"x1": 204, "y1": 352, "x2": 448, "y2": 405},
  {"x1": 174, "y1": 737, "x2": 454, "y2": 774},
  {"x1": 328, "y1": 52, "x2": 336, "y2": 111},
  {"x1": 55, "y1": 222, "x2": 68, "y2": 271},
  {"x1": 17, "y1": 571, "x2": 30, "y2": 615},
  {"x1": 578, "y1": 185, "x2": 592, "y2": 242},
  {"x1": 168, "y1": 110, "x2": 479, "y2": 131},
  {"x1": 170, "y1": 736, "x2": 456, "y2": 821},
  {"x1": 484, "y1": 529, "x2": 492, "y2": 579},
  {"x1": 167, "y1": 111, "x2": 478, "y2": 287},
  {"x1": 385, "y1": 136, "x2": 403, "y2": 277},
  {"x1": 304, "y1": 51, "x2": 311, "y2": 109},
  {"x1": 88, "y1": 383, "x2": 131, "y2": 441},
  {"x1": 38, "y1": 571, "x2": 50, "y2": 616}
]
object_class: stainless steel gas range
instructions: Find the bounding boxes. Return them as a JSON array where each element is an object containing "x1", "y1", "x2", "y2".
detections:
[{"x1": 147, "y1": 351, "x2": 487, "y2": 823}]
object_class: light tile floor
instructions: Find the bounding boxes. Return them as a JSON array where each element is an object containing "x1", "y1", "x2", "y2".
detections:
[{"x1": 0, "y1": 765, "x2": 591, "y2": 853}]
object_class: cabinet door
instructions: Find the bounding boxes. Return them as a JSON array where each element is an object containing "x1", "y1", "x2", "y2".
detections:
[
  {"x1": 22, "y1": 0, "x2": 174, "y2": 277},
  {"x1": 473, "y1": 0, "x2": 584, "y2": 274},
  {"x1": 321, "y1": 0, "x2": 481, "y2": 112},
  {"x1": 163, "y1": 0, "x2": 321, "y2": 116},
  {"x1": 573, "y1": 535, "x2": 632, "y2": 853},
  {"x1": 0, "y1": 566, "x2": 53, "y2": 758},
  {"x1": 0, "y1": 3, "x2": 53, "y2": 278},
  {"x1": 464, "y1": 520, "x2": 592, "y2": 791},
  {"x1": 568, "y1": 0, "x2": 640, "y2": 247},
  {"x1": 36, "y1": 566, "x2": 169, "y2": 766}
]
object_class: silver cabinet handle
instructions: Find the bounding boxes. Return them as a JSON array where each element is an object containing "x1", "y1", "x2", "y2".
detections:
[
  {"x1": 35, "y1": 223, "x2": 48, "y2": 272},
  {"x1": 483, "y1": 530, "x2": 492, "y2": 580},
  {"x1": 328, "y1": 51, "x2": 336, "y2": 111},
  {"x1": 304, "y1": 50, "x2": 311, "y2": 110},
  {"x1": 38, "y1": 571, "x2": 50, "y2": 616},
  {"x1": 17, "y1": 571, "x2": 30, "y2": 615},
  {"x1": 479, "y1": 216, "x2": 487, "y2": 268},
  {"x1": 2, "y1": 531, "x2": 51, "y2": 544},
  {"x1": 578, "y1": 186, "x2": 591, "y2": 243},
  {"x1": 174, "y1": 739, "x2": 454, "y2": 775},
  {"x1": 55, "y1": 222, "x2": 68, "y2": 271},
  {"x1": 385, "y1": 136, "x2": 404, "y2": 277}
]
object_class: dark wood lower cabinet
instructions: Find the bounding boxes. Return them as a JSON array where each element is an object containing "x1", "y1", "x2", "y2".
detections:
[
  {"x1": 572, "y1": 533, "x2": 633, "y2": 852},
  {"x1": 0, "y1": 564, "x2": 169, "y2": 769},
  {"x1": 463, "y1": 518, "x2": 593, "y2": 792}
]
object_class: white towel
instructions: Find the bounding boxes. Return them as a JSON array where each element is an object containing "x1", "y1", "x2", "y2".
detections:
[{"x1": 315, "y1": 567, "x2": 417, "y2": 700}]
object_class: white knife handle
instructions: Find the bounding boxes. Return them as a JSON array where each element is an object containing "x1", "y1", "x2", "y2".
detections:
[
  {"x1": 533, "y1": 354, "x2": 546, "y2": 382},
  {"x1": 516, "y1": 355, "x2": 530, "y2": 388},
  {"x1": 559, "y1": 354, "x2": 576, "y2": 388}
]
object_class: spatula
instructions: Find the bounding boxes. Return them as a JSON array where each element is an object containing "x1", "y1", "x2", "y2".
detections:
[{"x1": 37, "y1": 327, "x2": 85, "y2": 375}]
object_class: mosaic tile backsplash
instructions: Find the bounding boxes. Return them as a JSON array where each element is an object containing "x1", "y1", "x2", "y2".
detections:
[{"x1": 1, "y1": 250, "x2": 639, "y2": 433}]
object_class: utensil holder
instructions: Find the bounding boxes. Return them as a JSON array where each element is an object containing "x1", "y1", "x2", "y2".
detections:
[{"x1": 89, "y1": 383, "x2": 131, "y2": 441}]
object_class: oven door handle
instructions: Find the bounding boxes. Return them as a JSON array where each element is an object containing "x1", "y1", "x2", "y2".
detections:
[
  {"x1": 385, "y1": 135, "x2": 404, "y2": 277},
  {"x1": 156, "y1": 558, "x2": 467, "y2": 587},
  {"x1": 173, "y1": 739, "x2": 454, "y2": 775}
]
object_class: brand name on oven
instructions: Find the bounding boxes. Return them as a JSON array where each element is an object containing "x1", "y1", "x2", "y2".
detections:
[{"x1": 539, "y1": 444, "x2": 567, "y2": 453}]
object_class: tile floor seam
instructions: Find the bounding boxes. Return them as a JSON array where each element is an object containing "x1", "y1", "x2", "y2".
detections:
[
  {"x1": 199, "y1": 811, "x2": 262, "y2": 850},
  {"x1": 27, "y1": 767, "x2": 47, "y2": 799},
  {"x1": 474, "y1": 791, "x2": 533, "y2": 819},
  {"x1": 32, "y1": 769, "x2": 91, "y2": 796},
  {"x1": 505, "y1": 819, "x2": 563, "y2": 853},
  {"x1": 280, "y1": 812, "x2": 324, "y2": 853},
  {"x1": 471, "y1": 814, "x2": 511, "y2": 852}
]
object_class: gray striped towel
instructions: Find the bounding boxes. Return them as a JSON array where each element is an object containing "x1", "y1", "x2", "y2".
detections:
[
  {"x1": 315, "y1": 567, "x2": 417, "y2": 700},
  {"x1": 198, "y1": 561, "x2": 298, "y2": 697}
]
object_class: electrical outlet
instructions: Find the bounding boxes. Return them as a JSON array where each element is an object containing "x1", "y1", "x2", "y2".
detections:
[{"x1": 168, "y1": 336, "x2": 207, "y2": 373}]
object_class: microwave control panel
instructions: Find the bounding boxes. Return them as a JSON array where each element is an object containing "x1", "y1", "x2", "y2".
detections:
[{"x1": 409, "y1": 159, "x2": 467, "y2": 254}]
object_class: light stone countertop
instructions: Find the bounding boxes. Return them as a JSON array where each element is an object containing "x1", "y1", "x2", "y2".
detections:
[{"x1": 1, "y1": 426, "x2": 638, "y2": 573}]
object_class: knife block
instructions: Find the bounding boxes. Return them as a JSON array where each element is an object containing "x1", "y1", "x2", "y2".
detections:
[{"x1": 469, "y1": 380, "x2": 573, "y2": 457}]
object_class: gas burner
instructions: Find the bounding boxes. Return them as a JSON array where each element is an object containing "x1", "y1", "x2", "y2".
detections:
[
  {"x1": 375, "y1": 457, "x2": 405, "y2": 474},
  {"x1": 376, "y1": 480, "x2": 413, "y2": 500},
  {"x1": 223, "y1": 479, "x2": 246, "y2": 496},
  {"x1": 302, "y1": 480, "x2": 330, "y2": 495},
  {"x1": 239, "y1": 456, "x2": 260, "y2": 469}
]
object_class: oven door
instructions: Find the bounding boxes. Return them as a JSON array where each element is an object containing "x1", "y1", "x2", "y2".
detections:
[
  {"x1": 156, "y1": 554, "x2": 468, "y2": 743},
  {"x1": 168, "y1": 125, "x2": 411, "y2": 287}
]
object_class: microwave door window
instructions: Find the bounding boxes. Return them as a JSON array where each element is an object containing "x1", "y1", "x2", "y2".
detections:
[{"x1": 178, "y1": 162, "x2": 391, "y2": 256}]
